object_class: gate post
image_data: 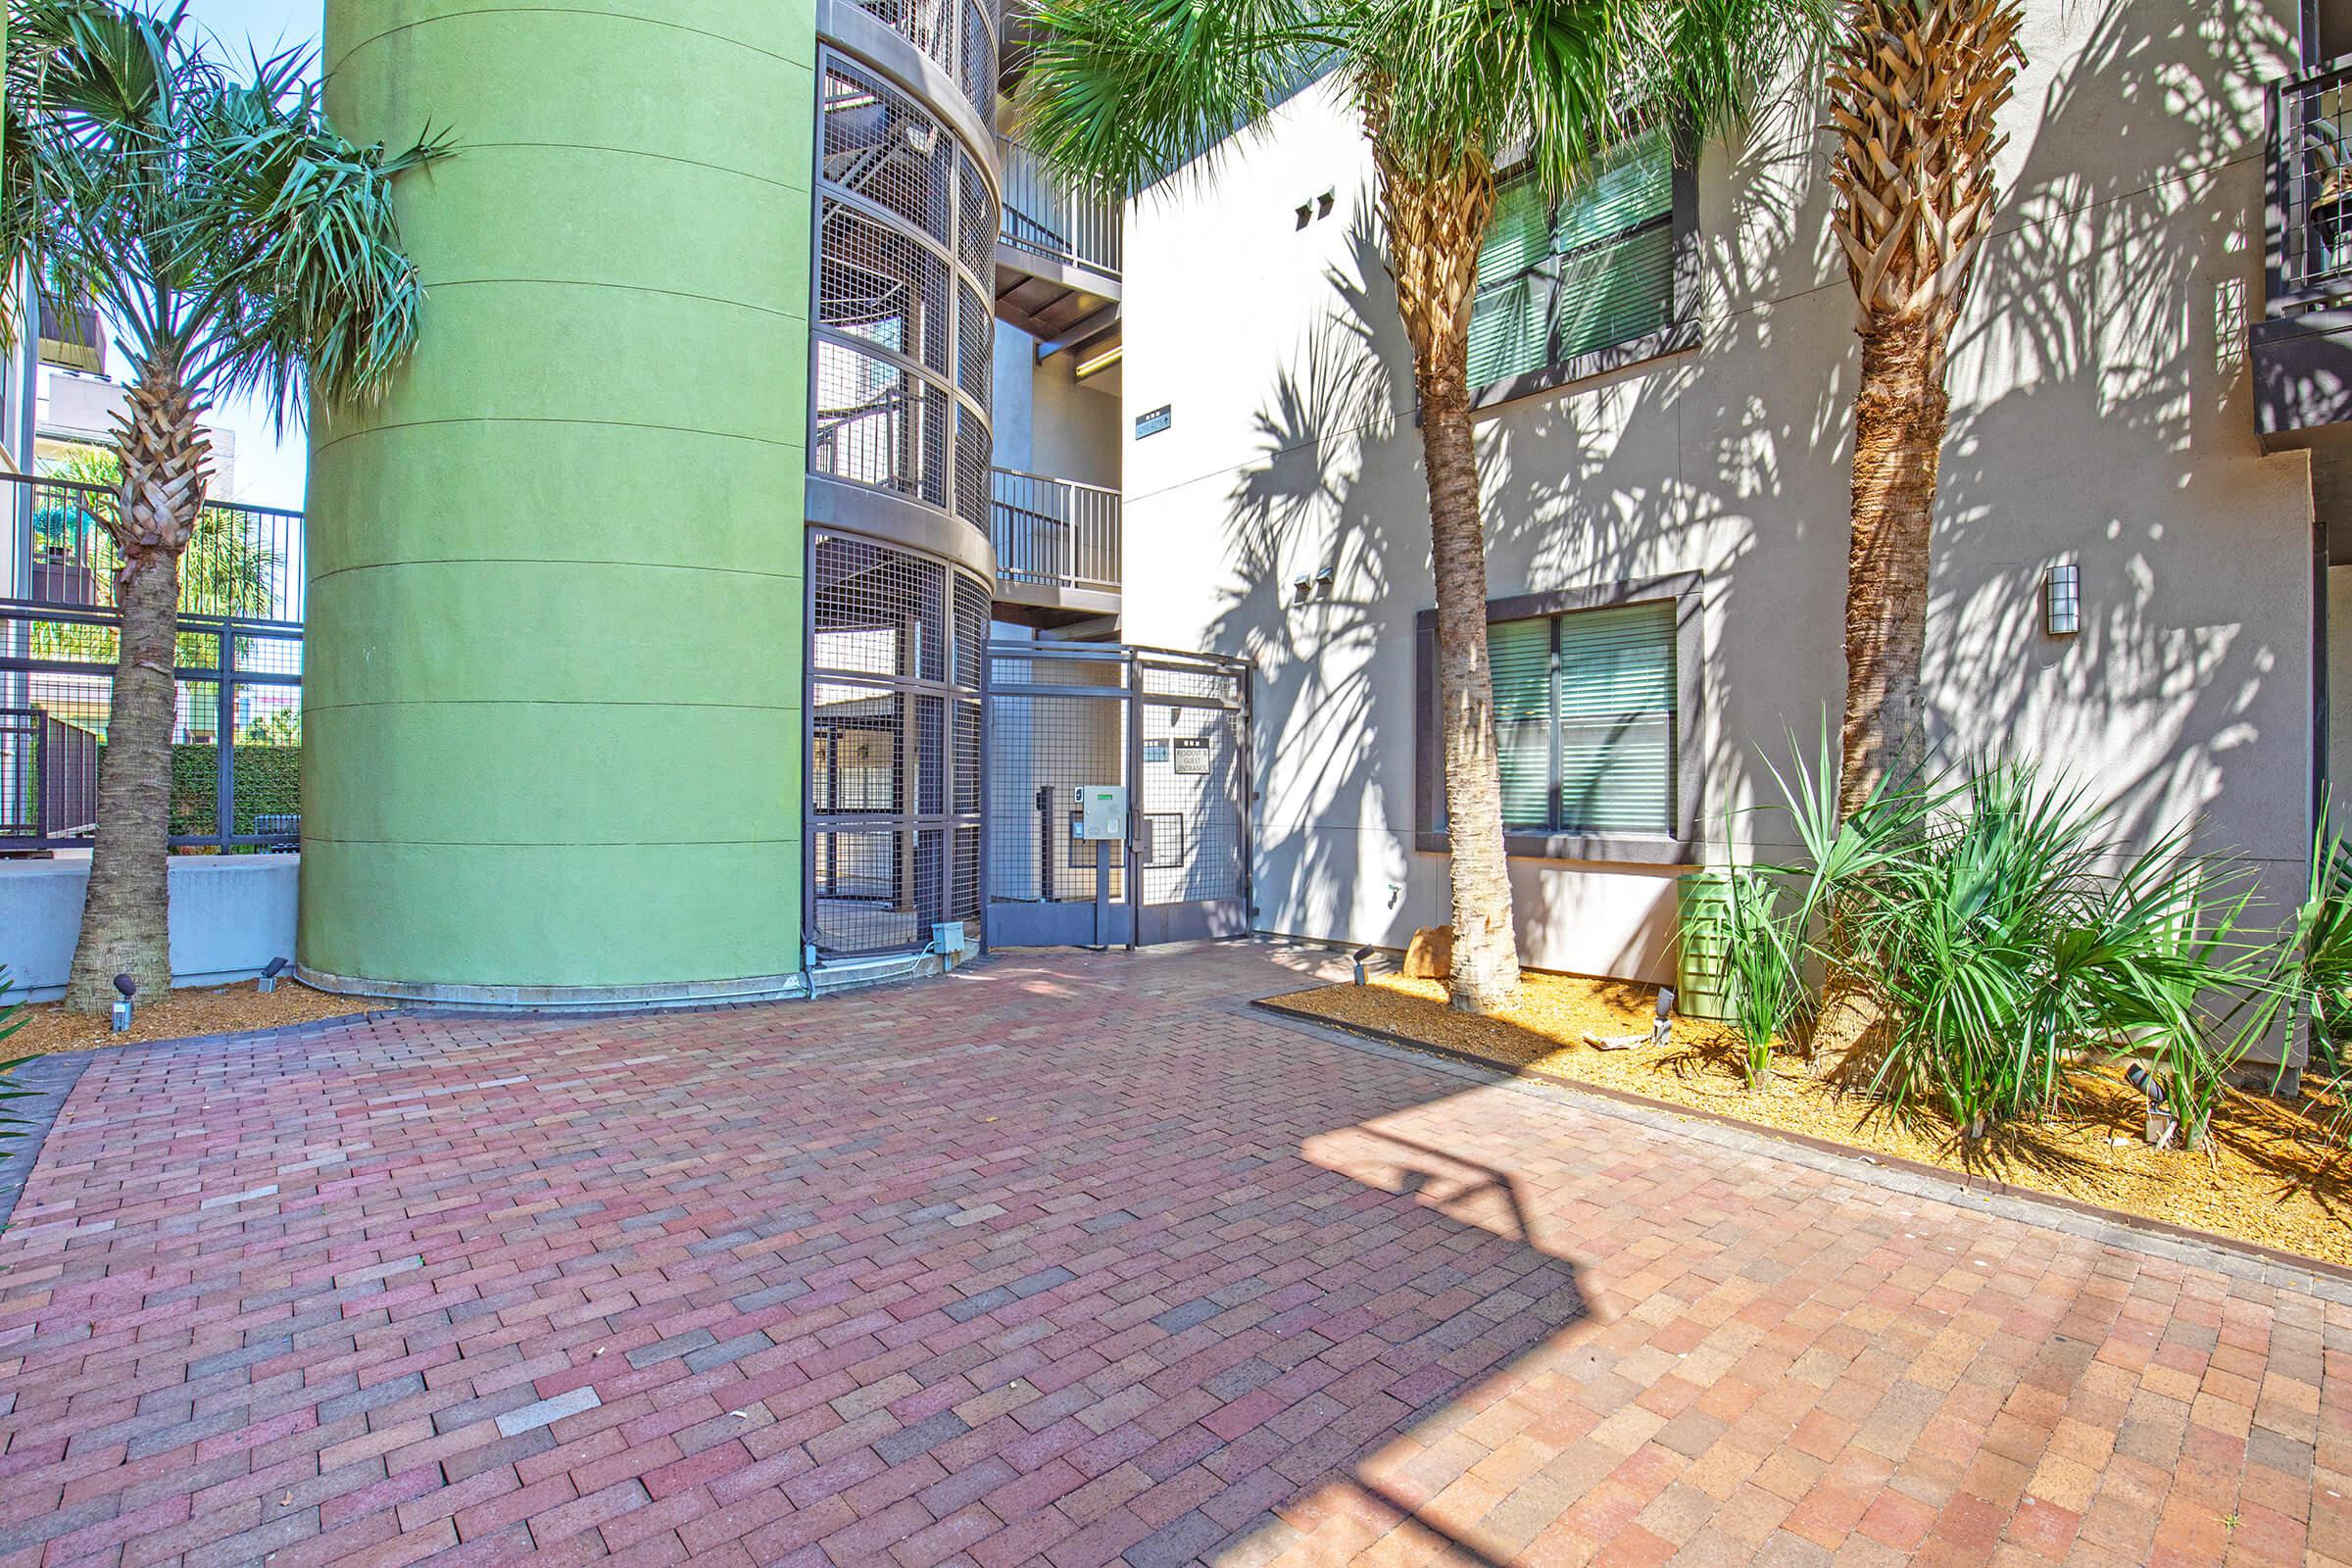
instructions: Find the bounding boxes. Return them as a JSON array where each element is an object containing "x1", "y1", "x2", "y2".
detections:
[{"x1": 1125, "y1": 647, "x2": 1143, "y2": 952}]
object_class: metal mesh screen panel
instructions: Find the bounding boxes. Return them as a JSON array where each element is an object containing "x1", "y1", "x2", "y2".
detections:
[
  {"x1": 956, "y1": 278, "x2": 993, "y2": 408},
  {"x1": 1141, "y1": 700, "x2": 1245, "y2": 905},
  {"x1": 2281, "y1": 70, "x2": 2352, "y2": 304},
  {"x1": 959, "y1": 0, "x2": 995, "y2": 126},
  {"x1": 952, "y1": 575, "x2": 990, "y2": 690},
  {"x1": 808, "y1": 532, "x2": 984, "y2": 956},
  {"x1": 854, "y1": 0, "x2": 953, "y2": 77},
  {"x1": 819, "y1": 58, "x2": 952, "y2": 246},
  {"x1": 813, "y1": 47, "x2": 991, "y2": 554},
  {"x1": 955, "y1": 407, "x2": 992, "y2": 536},
  {"x1": 820, "y1": 200, "x2": 953, "y2": 377},
  {"x1": 811, "y1": 338, "x2": 951, "y2": 507},
  {"x1": 956, "y1": 150, "x2": 995, "y2": 284}
]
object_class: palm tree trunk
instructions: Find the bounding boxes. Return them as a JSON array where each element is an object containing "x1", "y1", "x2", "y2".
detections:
[
  {"x1": 1378, "y1": 152, "x2": 1521, "y2": 1014},
  {"x1": 1814, "y1": 315, "x2": 1950, "y2": 1064},
  {"x1": 63, "y1": 366, "x2": 209, "y2": 1013},
  {"x1": 1838, "y1": 317, "x2": 1946, "y2": 821},
  {"x1": 1420, "y1": 362, "x2": 1522, "y2": 1012}
]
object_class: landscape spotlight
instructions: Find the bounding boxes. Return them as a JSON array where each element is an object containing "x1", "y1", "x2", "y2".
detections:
[
  {"x1": 259, "y1": 956, "x2": 289, "y2": 995},
  {"x1": 111, "y1": 973, "x2": 136, "y2": 1033},
  {"x1": 1352, "y1": 945, "x2": 1376, "y2": 986}
]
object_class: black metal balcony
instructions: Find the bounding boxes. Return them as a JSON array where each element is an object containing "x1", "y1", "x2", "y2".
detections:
[{"x1": 2258, "y1": 55, "x2": 2352, "y2": 444}]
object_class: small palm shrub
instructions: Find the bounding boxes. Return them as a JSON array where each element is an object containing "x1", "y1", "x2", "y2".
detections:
[
  {"x1": 0, "y1": 969, "x2": 38, "y2": 1161},
  {"x1": 1849, "y1": 770, "x2": 2267, "y2": 1143},
  {"x1": 2266, "y1": 802, "x2": 2352, "y2": 1127},
  {"x1": 1713, "y1": 869, "x2": 1803, "y2": 1089},
  {"x1": 1692, "y1": 747, "x2": 2270, "y2": 1144},
  {"x1": 1698, "y1": 730, "x2": 1926, "y2": 1090}
]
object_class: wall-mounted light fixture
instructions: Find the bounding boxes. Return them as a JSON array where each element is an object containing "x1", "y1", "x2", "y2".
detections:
[
  {"x1": 1292, "y1": 574, "x2": 1313, "y2": 606},
  {"x1": 2044, "y1": 563, "x2": 2081, "y2": 637},
  {"x1": 1074, "y1": 342, "x2": 1123, "y2": 379},
  {"x1": 1314, "y1": 565, "x2": 1335, "y2": 599}
]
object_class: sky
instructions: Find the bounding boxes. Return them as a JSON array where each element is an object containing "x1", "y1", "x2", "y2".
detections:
[{"x1": 151, "y1": 0, "x2": 327, "y2": 509}]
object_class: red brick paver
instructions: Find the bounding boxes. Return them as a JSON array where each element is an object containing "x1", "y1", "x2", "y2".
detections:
[{"x1": 0, "y1": 943, "x2": 2346, "y2": 1566}]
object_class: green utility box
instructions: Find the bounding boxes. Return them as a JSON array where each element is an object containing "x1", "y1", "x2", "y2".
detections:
[{"x1": 1675, "y1": 870, "x2": 1737, "y2": 1022}]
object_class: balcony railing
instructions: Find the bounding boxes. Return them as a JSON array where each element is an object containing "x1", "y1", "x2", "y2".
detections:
[
  {"x1": 991, "y1": 466, "x2": 1119, "y2": 596},
  {"x1": 6, "y1": 472, "x2": 305, "y2": 623},
  {"x1": 998, "y1": 137, "x2": 1123, "y2": 280},
  {"x1": 2270, "y1": 55, "x2": 2352, "y2": 312}
]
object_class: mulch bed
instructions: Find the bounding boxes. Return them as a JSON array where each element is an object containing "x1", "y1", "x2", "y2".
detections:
[
  {"x1": 1265, "y1": 970, "x2": 2352, "y2": 1270},
  {"x1": 5, "y1": 979, "x2": 373, "y2": 1055}
]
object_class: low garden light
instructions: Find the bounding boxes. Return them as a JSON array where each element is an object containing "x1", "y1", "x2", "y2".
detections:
[
  {"x1": 2126, "y1": 1062, "x2": 2178, "y2": 1148},
  {"x1": 111, "y1": 973, "x2": 136, "y2": 1033},
  {"x1": 2044, "y1": 563, "x2": 2081, "y2": 636}
]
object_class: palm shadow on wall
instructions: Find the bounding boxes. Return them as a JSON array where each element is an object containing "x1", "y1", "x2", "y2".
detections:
[{"x1": 1201, "y1": 0, "x2": 2306, "y2": 977}]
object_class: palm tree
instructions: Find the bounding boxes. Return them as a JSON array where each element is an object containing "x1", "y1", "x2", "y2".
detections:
[
  {"x1": 2, "y1": 0, "x2": 446, "y2": 1011},
  {"x1": 1826, "y1": 0, "x2": 2023, "y2": 818},
  {"x1": 1018, "y1": 0, "x2": 1827, "y2": 1012}
]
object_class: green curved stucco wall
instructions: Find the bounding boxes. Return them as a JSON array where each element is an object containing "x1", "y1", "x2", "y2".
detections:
[{"x1": 302, "y1": 0, "x2": 813, "y2": 996}]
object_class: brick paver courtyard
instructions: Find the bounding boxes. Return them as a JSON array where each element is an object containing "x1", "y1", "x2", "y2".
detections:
[{"x1": 0, "y1": 943, "x2": 2347, "y2": 1567}]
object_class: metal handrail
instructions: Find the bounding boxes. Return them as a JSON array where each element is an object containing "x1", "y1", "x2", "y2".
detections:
[
  {"x1": 997, "y1": 137, "x2": 1123, "y2": 279},
  {"x1": 990, "y1": 466, "x2": 1120, "y2": 595},
  {"x1": 2, "y1": 470, "x2": 306, "y2": 624}
]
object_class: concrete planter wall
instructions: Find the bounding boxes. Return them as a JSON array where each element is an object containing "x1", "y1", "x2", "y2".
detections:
[{"x1": 0, "y1": 854, "x2": 298, "y2": 1002}]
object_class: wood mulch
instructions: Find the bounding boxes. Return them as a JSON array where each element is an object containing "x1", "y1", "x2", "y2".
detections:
[
  {"x1": 1265, "y1": 969, "x2": 2352, "y2": 1270},
  {"x1": 4, "y1": 980, "x2": 374, "y2": 1056}
]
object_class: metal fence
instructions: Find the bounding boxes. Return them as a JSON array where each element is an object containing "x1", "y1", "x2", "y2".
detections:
[
  {"x1": 985, "y1": 642, "x2": 1251, "y2": 950},
  {"x1": 2271, "y1": 55, "x2": 2352, "y2": 311},
  {"x1": 0, "y1": 472, "x2": 304, "y2": 854},
  {"x1": 998, "y1": 137, "x2": 1123, "y2": 278},
  {"x1": 990, "y1": 467, "x2": 1120, "y2": 594}
]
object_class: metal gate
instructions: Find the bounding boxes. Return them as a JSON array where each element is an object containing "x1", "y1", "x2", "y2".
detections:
[{"x1": 983, "y1": 641, "x2": 1251, "y2": 948}]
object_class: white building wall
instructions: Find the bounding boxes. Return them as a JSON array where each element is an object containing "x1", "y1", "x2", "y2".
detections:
[{"x1": 1115, "y1": 1, "x2": 2316, "y2": 980}]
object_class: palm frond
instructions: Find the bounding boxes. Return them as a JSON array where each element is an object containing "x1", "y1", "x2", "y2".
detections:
[
  {"x1": 1016, "y1": 0, "x2": 1332, "y2": 194},
  {"x1": 8, "y1": 0, "x2": 450, "y2": 420}
]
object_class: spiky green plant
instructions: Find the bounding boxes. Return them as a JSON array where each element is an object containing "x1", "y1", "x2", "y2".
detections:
[
  {"x1": 2250, "y1": 797, "x2": 2352, "y2": 1149},
  {"x1": 0, "y1": 969, "x2": 39, "y2": 1166},
  {"x1": 1697, "y1": 740, "x2": 2272, "y2": 1144},
  {"x1": 1017, "y1": 0, "x2": 1833, "y2": 1013},
  {"x1": 1697, "y1": 724, "x2": 1931, "y2": 1088},
  {"x1": 1847, "y1": 767, "x2": 2268, "y2": 1144},
  {"x1": 1, "y1": 1, "x2": 448, "y2": 1011}
]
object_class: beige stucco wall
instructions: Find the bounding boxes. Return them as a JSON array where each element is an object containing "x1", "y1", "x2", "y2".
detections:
[{"x1": 1116, "y1": 0, "x2": 2318, "y2": 980}]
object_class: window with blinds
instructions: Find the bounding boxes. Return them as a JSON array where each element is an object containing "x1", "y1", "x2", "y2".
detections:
[
  {"x1": 1467, "y1": 126, "x2": 1678, "y2": 390},
  {"x1": 1486, "y1": 600, "x2": 1678, "y2": 835}
]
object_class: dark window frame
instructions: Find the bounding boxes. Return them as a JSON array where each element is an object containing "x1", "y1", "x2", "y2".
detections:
[
  {"x1": 1413, "y1": 571, "x2": 1704, "y2": 863},
  {"x1": 1468, "y1": 124, "x2": 1702, "y2": 413}
]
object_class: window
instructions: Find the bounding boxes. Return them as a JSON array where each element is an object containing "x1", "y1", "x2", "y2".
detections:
[
  {"x1": 1415, "y1": 578, "x2": 1697, "y2": 859},
  {"x1": 1489, "y1": 601, "x2": 1678, "y2": 834},
  {"x1": 1467, "y1": 125, "x2": 1682, "y2": 394}
]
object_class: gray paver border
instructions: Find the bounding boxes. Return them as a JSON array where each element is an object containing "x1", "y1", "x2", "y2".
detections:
[
  {"x1": 0, "y1": 1052, "x2": 91, "y2": 1234},
  {"x1": 1245, "y1": 991, "x2": 2352, "y2": 1305}
]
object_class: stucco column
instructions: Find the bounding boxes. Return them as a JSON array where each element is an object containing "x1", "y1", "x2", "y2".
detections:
[{"x1": 301, "y1": 0, "x2": 814, "y2": 1003}]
